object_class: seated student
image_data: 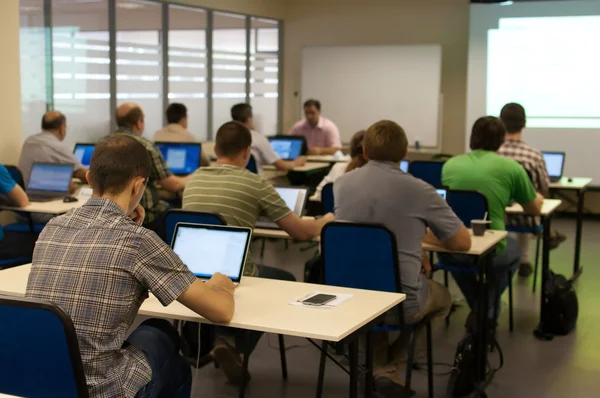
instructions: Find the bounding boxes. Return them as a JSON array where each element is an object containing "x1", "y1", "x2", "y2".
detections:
[
  {"x1": 0, "y1": 164, "x2": 37, "y2": 261},
  {"x1": 334, "y1": 120, "x2": 471, "y2": 397},
  {"x1": 288, "y1": 99, "x2": 342, "y2": 155},
  {"x1": 314, "y1": 129, "x2": 366, "y2": 201},
  {"x1": 114, "y1": 102, "x2": 189, "y2": 238},
  {"x1": 26, "y1": 134, "x2": 235, "y2": 398},
  {"x1": 441, "y1": 116, "x2": 543, "y2": 321},
  {"x1": 231, "y1": 103, "x2": 306, "y2": 173},
  {"x1": 182, "y1": 121, "x2": 334, "y2": 384},
  {"x1": 497, "y1": 102, "x2": 565, "y2": 277},
  {"x1": 152, "y1": 103, "x2": 210, "y2": 167},
  {"x1": 18, "y1": 111, "x2": 87, "y2": 186}
]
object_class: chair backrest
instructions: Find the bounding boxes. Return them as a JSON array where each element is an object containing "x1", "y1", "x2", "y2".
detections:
[
  {"x1": 246, "y1": 154, "x2": 258, "y2": 174},
  {"x1": 3, "y1": 165, "x2": 25, "y2": 188},
  {"x1": 447, "y1": 190, "x2": 488, "y2": 228},
  {"x1": 164, "y1": 209, "x2": 226, "y2": 244},
  {"x1": 408, "y1": 160, "x2": 445, "y2": 187},
  {"x1": 321, "y1": 183, "x2": 334, "y2": 214},
  {"x1": 0, "y1": 295, "x2": 88, "y2": 398},
  {"x1": 321, "y1": 222, "x2": 400, "y2": 294}
]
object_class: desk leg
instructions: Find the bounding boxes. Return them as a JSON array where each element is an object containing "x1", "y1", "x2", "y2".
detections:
[
  {"x1": 573, "y1": 188, "x2": 586, "y2": 278},
  {"x1": 534, "y1": 215, "x2": 552, "y2": 339},
  {"x1": 238, "y1": 332, "x2": 251, "y2": 398},
  {"x1": 348, "y1": 340, "x2": 358, "y2": 398},
  {"x1": 476, "y1": 254, "x2": 491, "y2": 382},
  {"x1": 365, "y1": 331, "x2": 373, "y2": 398}
]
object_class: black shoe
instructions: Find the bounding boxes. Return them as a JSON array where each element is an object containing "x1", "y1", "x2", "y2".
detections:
[
  {"x1": 375, "y1": 377, "x2": 412, "y2": 398},
  {"x1": 549, "y1": 232, "x2": 567, "y2": 250},
  {"x1": 518, "y1": 262, "x2": 533, "y2": 277}
]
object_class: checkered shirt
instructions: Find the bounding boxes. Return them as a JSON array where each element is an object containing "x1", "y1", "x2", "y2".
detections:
[
  {"x1": 498, "y1": 138, "x2": 550, "y2": 228},
  {"x1": 114, "y1": 128, "x2": 172, "y2": 224},
  {"x1": 26, "y1": 198, "x2": 196, "y2": 398}
]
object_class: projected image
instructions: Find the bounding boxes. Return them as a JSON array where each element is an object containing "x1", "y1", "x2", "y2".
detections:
[{"x1": 486, "y1": 15, "x2": 600, "y2": 128}]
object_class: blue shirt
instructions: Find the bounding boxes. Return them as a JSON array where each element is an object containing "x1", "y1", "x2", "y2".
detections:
[{"x1": 0, "y1": 165, "x2": 18, "y2": 240}]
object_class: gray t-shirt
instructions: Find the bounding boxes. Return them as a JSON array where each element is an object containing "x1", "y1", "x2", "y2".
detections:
[
  {"x1": 334, "y1": 160, "x2": 463, "y2": 316},
  {"x1": 18, "y1": 131, "x2": 83, "y2": 186},
  {"x1": 250, "y1": 129, "x2": 280, "y2": 174}
]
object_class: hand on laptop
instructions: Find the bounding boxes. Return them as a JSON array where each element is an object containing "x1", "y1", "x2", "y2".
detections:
[
  {"x1": 129, "y1": 204, "x2": 145, "y2": 225},
  {"x1": 206, "y1": 273, "x2": 235, "y2": 297},
  {"x1": 293, "y1": 156, "x2": 307, "y2": 167}
]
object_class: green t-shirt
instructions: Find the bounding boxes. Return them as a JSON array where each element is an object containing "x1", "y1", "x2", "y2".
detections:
[{"x1": 442, "y1": 150, "x2": 537, "y2": 252}]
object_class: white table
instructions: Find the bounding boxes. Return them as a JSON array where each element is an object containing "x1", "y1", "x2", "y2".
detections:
[
  {"x1": 0, "y1": 199, "x2": 82, "y2": 215},
  {"x1": 549, "y1": 177, "x2": 592, "y2": 277},
  {"x1": 0, "y1": 264, "x2": 404, "y2": 398},
  {"x1": 306, "y1": 155, "x2": 350, "y2": 163},
  {"x1": 505, "y1": 198, "x2": 562, "y2": 216},
  {"x1": 262, "y1": 162, "x2": 330, "y2": 172}
]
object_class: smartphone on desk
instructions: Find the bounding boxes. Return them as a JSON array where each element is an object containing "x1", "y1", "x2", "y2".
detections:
[{"x1": 302, "y1": 293, "x2": 337, "y2": 306}]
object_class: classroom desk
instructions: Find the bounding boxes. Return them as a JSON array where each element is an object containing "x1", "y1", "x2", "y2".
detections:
[
  {"x1": 306, "y1": 155, "x2": 350, "y2": 163},
  {"x1": 549, "y1": 177, "x2": 592, "y2": 278},
  {"x1": 506, "y1": 198, "x2": 562, "y2": 340},
  {"x1": 262, "y1": 162, "x2": 331, "y2": 172},
  {"x1": 0, "y1": 264, "x2": 404, "y2": 398},
  {"x1": 0, "y1": 198, "x2": 82, "y2": 215}
]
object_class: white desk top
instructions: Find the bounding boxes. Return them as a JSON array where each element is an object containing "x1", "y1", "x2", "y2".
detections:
[
  {"x1": 549, "y1": 177, "x2": 592, "y2": 190},
  {"x1": 0, "y1": 264, "x2": 404, "y2": 342},
  {"x1": 262, "y1": 162, "x2": 330, "y2": 172},
  {"x1": 0, "y1": 198, "x2": 83, "y2": 215},
  {"x1": 505, "y1": 199, "x2": 562, "y2": 216},
  {"x1": 306, "y1": 155, "x2": 350, "y2": 163},
  {"x1": 423, "y1": 230, "x2": 507, "y2": 256}
]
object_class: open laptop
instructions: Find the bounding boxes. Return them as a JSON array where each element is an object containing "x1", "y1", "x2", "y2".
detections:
[
  {"x1": 267, "y1": 137, "x2": 305, "y2": 160},
  {"x1": 155, "y1": 142, "x2": 202, "y2": 176},
  {"x1": 73, "y1": 143, "x2": 96, "y2": 169},
  {"x1": 256, "y1": 187, "x2": 308, "y2": 229},
  {"x1": 436, "y1": 187, "x2": 448, "y2": 201},
  {"x1": 400, "y1": 160, "x2": 409, "y2": 173},
  {"x1": 26, "y1": 163, "x2": 74, "y2": 202},
  {"x1": 170, "y1": 223, "x2": 252, "y2": 285},
  {"x1": 542, "y1": 151, "x2": 566, "y2": 183}
]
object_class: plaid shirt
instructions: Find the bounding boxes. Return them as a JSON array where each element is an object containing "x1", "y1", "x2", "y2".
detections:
[
  {"x1": 26, "y1": 198, "x2": 196, "y2": 398},
  {"x1": 498, "y1": 138, "x2": 550, "y2": 228},
  {"x1": 114, "y1": 128, "x2": 172, "y2": 224}
]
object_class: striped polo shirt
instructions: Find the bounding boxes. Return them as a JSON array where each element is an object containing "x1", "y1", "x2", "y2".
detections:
[{"x1": 182, "y1": 164, "x2": 291, "y2": 277}]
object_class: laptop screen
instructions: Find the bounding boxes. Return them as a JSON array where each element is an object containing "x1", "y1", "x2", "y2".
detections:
[
  {"x1": 268, "y1": 138, "x2": 304, "y2": 160},
  {"x1": 400, "y1": 160, "x2": 409, "y2": 173},
  {"x1": 28, "y1": 163, "x2": 73, "y2": 193},
  {"x1": 274, "y1": 187, "x2": 307, "y2": 216},
  {"x1": 542, "y1": 152, "x2": 565, "y2": 178},
  {"x1": 436, "y1": 188, "x2": 448, "y2": 201},
  {"x1": 155, "y1": 142, "x2": 201, "y2": 175},
  {"x1": 171, "y1": 223, "x2": 251, "y2": 282},
  {"x1": 73, "y1": 144, "x2": 95, "y2": 169}
]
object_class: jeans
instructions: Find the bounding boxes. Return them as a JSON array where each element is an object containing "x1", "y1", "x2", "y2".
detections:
[
  {"x1": 438, "y1": 236, "x2": 521, "y2": 319},
  {"x1": 127, "y1": 319, "x2": 191, "y2": 398},
  {"x1": 216, "y1": 264, "x2": 296, "y2": 355}
]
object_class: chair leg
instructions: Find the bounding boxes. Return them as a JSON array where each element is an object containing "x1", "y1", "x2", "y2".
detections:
[
  {"x1": 316, "y1": 341, "x2": 327, "y2": 398},
  {"x1": 532, "y1": 234, "x2": 542, "y2": 293},
  {"x1": 444, "y1": 271, "x2": 450, "y2": 327},
  {"x1": 278, "y1": 334, "x2": 288, "y2": 380},
  {"x1": 508, "y1": 271, "x2": 514, "y2": 333},
  {"x1": 404, "y1": 329, "x2": 416, "y2": 390},
  {"x1": 260, "y1": 238, "x2": 266, "y2": 259},
  {"x1": 426, "y1": 323, "x2": 434, "y2": 398}
]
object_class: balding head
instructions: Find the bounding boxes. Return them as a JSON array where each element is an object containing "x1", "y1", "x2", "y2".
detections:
[
  {"x1": 115, "y1": 102, "x2": 144, "y2": 135},
  {"x1": 41, "y1": 111, "x2": 67, "y2": 140}
]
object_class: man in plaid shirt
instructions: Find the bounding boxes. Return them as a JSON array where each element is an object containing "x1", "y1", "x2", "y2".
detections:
[
  {"x1": 26, "y1": 135, "x2": 235, "y2": 398},
  {"x1": 113, "y1": 103, "x2": 190, "y2": 239},
  {"x1": 498, "y1": 103, "x2": 565, "y2": 277}
]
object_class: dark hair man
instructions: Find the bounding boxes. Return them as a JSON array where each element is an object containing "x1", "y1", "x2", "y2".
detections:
[{"x1": 288, "y1": 99, "x2": 342, "y2": 156}]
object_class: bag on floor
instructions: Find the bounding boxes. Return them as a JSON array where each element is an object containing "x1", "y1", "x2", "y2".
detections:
[{"x1": 540, "y1": 271, "x2": 578, "y2": 336}]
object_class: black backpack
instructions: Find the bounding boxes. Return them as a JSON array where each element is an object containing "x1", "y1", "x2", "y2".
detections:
[
  {"x1": 536, "y1": 271, "x2": 578, "y2": 339},
  {"x1": 304, "y1": 254, "x2": 324, "y2": 284}
]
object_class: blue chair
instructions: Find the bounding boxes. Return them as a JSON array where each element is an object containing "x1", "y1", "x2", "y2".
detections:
[
  {"x1": 164, "y1": 209, "x2": 226, "y2": 244},
  {"x1": 0, "y1": 295, "x2": 89, "y2": 397},
  {"x1": 0, "y1": 256, "x2": 32, "y2": 270},
  {"x1": 246, "y1": 154, "x2": 258, "y2": 174},
  {"x1": 408, "y1": 160, "x2": 445, "y2": 187},
  {"x1": 320, "y1": 222, "x2": 434, "y2": 398},
  {"x1": 321, "y1": 182, "x2": 334, "y2": 214},
  {"x1": 438, "y1": 190, "x2": 514, "y2": 332}
]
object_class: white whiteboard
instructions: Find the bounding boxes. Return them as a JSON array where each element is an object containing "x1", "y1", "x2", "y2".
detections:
[{"x1": 301, "y1": 45, "x2": 442, "y2": 147}]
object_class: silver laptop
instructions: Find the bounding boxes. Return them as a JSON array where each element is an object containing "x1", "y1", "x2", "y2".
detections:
[
  {"x1": 256, "y1": 187, "x2": 308, "y2": 229},
  {"x1": 542, "y1": 151, "x2": 566, "y2": 183},
  {"x1": 26, "y1": 163, "x2": 74, "y2": 202},
  {"x1": 170, "y1": 223, "x2": 252, "y2": 285}
]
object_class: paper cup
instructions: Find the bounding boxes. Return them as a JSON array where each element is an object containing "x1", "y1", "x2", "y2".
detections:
[{"x1": 472, "y1": 220, "x2": 492, "y2": 236}]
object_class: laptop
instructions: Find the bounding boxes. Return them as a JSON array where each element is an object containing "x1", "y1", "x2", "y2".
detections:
[
  {"x1": 542, "y1": 151, "x2": 566, "y2": 183},
  {"x1": 155, "y1": 142, "x2": 202, "y2": 176},
  {"x1": 400, "y1": 160, "x2": 409, "y2": 173},
  {"x1": 256, "y1": 187, "x2": 308, "y2": 229},
  {"x1": 26, "y1": 163, "x2": 74, "y2": 202},
  {"x1": 170, "y1": 223, "x2": 252, "y2": 285},
  {"x1": 436, "y1": 187, "x2": 448, "y2": 201},
  {"x1": 267, "y1": 137, "x2": 305, "y2": 160},
  {"x1": 73, "y1": 143, "x2": 96, "y2": 169}
]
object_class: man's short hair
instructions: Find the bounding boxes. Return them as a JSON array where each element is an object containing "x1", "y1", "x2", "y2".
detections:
[
  {"x1": 470, "y1": 116, "x2": 506, "y2": 152},
  {"x1": 303, "y1": 99, "x2": 321, "y2": 111},
  {"x1": 364, "y1": 120, "x2": 408, "y2": 163},
  {"x1": 89, "y1": 135, "x2": 151, "y2": 195},
  {"x1": 231, "y1": 103, "x2": 253, "y2": 123},
  {"x1": 41, "y1": 113, "x2": 66, "y2": 131},
  {"x1": 500, "y1": 103, "x2": 526, "y2": 134},
  {"x1": 215, "y1": 121, "x2": 252, "y2": 158},
  {"x1": 166, "y1": 103, "x2": 187, "y2": 124},
  {"x1": 116, "y1": 107, "x2": 144, "y2": 129}
]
